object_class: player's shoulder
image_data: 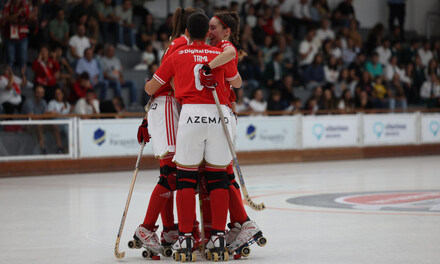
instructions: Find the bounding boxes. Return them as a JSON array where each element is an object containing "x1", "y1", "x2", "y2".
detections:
[{"x1": 172, "y1": 35, "x2": 190, "y2": 46}]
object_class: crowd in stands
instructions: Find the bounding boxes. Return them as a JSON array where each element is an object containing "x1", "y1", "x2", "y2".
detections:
[{"x1": 1, "y1": 0, "x2": 440, "y2": 117}]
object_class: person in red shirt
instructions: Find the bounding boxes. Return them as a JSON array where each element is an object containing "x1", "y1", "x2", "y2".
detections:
[
  {"x1": 68, "y1": 72, "x2": 92, "y2": 103},
  {"x1": 2, "y1": 0, "x2": 30, "y2": 69},
  {"x1": 32, "y1": 45, "x2": 60, "y2": 102},
  {"x1": 145, "y1": 12, "x2": 241, "y2": 260}
]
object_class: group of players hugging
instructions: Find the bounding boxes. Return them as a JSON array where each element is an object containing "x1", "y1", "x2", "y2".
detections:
[{"x1": 127, "y1": 7, "x2": 266, "y2": 262}]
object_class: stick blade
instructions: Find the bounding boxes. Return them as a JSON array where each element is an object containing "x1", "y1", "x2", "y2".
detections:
[{"x1": 115, "y1": 250, "x2": 125, "y2": 259}]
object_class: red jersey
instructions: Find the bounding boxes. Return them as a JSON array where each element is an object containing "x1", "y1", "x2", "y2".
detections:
[
  {"x1": 2, "y1": 1, "x2": 30, "y2": 40},
  {"x1": 215, "y1": 40, "x2": 238, "y2": 105},
  {"x1": 32, "y1": 58, "x2": 60, "y2": 87},
  {"x1": 153, "y1": 41, "x2": 239, "y2": 105},
  {"x1": 153, "y1": 35, "x2": 189, "y2": 98}
]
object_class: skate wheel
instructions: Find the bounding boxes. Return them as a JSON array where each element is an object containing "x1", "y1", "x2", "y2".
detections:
[
  {"x1": 142, "y1": 250, "x2": 151, "y2": 258},
  {"x1": 128, "y1": 240, "x2": 135, "y2": 249},
  {"x1": 152, "y1": 255, "x2": 160, "y2": 260},
  {"x1": 180, "y1": 253, "x2": 186, "y2": 262},
  {"x1": 163, "y1": 247, "x2": 173, "y2": 257},
  {"x1": 205, "y1": 250, "x2": 212, "y2": 260},
  {"x1": 241, "y1": 246, "x2": 250, "y2": 257},
  {"x1": 191, "y1": 252, "x2": 196, "y2": 262},
  {"x1": 212, "y1": 252, "x2": 219, "y2": 262},
  {"x1": 233, "y1": 254, "x2": 241, "y2": 260},
  {"x1": 224, "y1": 251, "x2": 229, "y2": 261},
  {"x1": 173, "y1": 252, "x2": 179, "y2": 261},
  {"x1": 257, "y1": 236, "x2": 267, "y2": 247}
]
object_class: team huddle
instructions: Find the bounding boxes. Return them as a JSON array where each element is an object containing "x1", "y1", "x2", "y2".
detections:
[{"x1": 130, "y1": 8, "x2": 265, "y2": 262}]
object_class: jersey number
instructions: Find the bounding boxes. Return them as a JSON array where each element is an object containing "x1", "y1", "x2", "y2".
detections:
[{"x1": 193, "y1": 64, "x2": 204, "y2": 91}]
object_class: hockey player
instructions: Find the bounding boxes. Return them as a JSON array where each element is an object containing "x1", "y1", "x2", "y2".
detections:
[
  {"x1": 133, "y1": 7, "x2": 200, "y2": 256},
  {"x1": 145, "y1": 12, "x2": 242, "y2": 261},
  {"x1": 199, "y1": 11, "x2": 265, "y2": 256}
]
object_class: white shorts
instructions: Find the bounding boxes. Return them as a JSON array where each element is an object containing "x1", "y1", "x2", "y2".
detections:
[
  {"x1": 173, "y1": 104, "x2": 233, "y2": 167},
  {"x1": 148, "y1": 95, "x2": 181, "y2": 158}
]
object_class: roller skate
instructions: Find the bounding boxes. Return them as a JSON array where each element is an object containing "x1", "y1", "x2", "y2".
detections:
[
  {"x1": 225, "y1": 223, "x2": 241, "y2": 246},
  {"x1": 205, "y1": 230, "x2": 229, "y2": 262},
  {"x1": 192, "y1": 221, "x2": 202, "y2": 252},
  {"x1": 128, "y1": 224, "x2": 162, "y2": 260},
  {"x1": 161, "y1": 224, "x2": 179, "y2": 257},
  {"x1": 227, "y1": 220, "x2": 267, "y2": 259},
  {"x1": 172, "y1": 233, "x2": 196, "y2": 262}
]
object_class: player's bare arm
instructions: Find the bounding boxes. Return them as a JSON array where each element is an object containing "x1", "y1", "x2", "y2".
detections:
[
  {"x1": 208, "y1": 46, "x2": 236, "y2": 69},
  {"x1": 229, "y1": 73, "x2": 242, "y2": 88},
  {"x1": 144, "y1": 78, "x2": 163, "y2": 95}
]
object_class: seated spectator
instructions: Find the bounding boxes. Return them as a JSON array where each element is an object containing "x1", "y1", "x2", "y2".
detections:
[
  {"x1": 51, "y1": 47, "x2": 75, "y2": 91},
  {"x1": 47, "y1": 87, "x2": 72, "y2": 153},
  {"x1": 324, "y1": 56, "x2": 340, "y2": 84},
  {"x1": 420, "y1": 73, "x2": 440, "y2": 108},
  {"x1": 68, "y1": 0, "x2": 100, "y2": 44},
  {"x1": 0, "y1": 65, "x2": 27, "y2": 114},
  {"x1": 348, "y1": 52, "x2": 366, "y2": 81},
  {"x1": 342, "y1": 37, "x2": 359, "y2": 66},
  {"x1": 365, "y1": 23, "x2": 385, "y2": 56},
  {"x1": 115, "y1": 0, "x2": 138, "y2": 51},
  {"x1": 248, "y1": 89, "x2": 267, "y2": 115},
  {"x1": 49, "y1": 8, "x2": 69, "y2": 50},
  {"x1": 235, "y1": 88, "x2": 250, "y2": 114},
  {"x1": 356, "y1": 90, "x2": 373, "y2": 109},
  {"x1": 336, "y1": 0, "x2": 356, "y2": 27},
  {"x1": 272, "y1": 5, "x2": 284, "y2": 35},
  {"x1": 32, "y1": 45, "x2": 60, "y2": 102},
  {"x1": 264, "y1": 52, "x2": 286, "y2": 89},
  {"x1": 100, "y1": 96, "x2": 125, "y2": 113},
  {"x1": 390, "y1": 40, "x2": 403, "y2": 64},
  {"x1": 304, "y1": 54, "x2": 326, "y2": 89},
  {"x1": 365, "y1": 52, "x2": 383, "y2": 78},
  {"x1": 418, "y1": 40, "x2": 433, "y2": 67},
  {"x1": 316, "y1": 18, "x2": 335, "y2": 44},
  {"x1": 22, "y1": 85, "x2": 47, "y2": 154},
  {"x1": 74, "y1": 89, "x2": 100, "y2": 114},
  {"x1": 299, "y1": 28, "x2": 318, "y2": 69},
  {"x1": 285, "y1": 97, "x2": 302, "y2": 112},
  {"x1": 338, "y1": 89, "x2": 354, "y2": 111},
  {"x1": 304, "y1": 96, "x2": 319, "y2": 112},
  {"x1": 101, "y1": 45, "x2": 137, "y2": 105},
  {"x1": 137, "y1": 13, "x2": 156, "y2": 51},
  {"x1": 358, "y1": 71, "x2": 374, "y2": 96},
  {"x1": 425, "y1": 59, "x2": 440, "y2": 80},
  {"x1": 134, "y1": 42, "x2": 157, "y2": 71},
  {"x1": 387, "y1": 74, "x2": 407, "y2": 110},
  {"x1": 76, "y1": 48, "x2": 108, "y2": 98},
  {"x1": 97, "y1": 0, "x2": 118, "y2": 45},
  {"x1": 157, "y1": 14, "x2": 173, "y2": 42},
  {"x1": 334, "y1": 68, "x2": 351, "y2": 98},
  {"x1": 68, "y1": 24, "x2": 91, "y2": 63},
  {"x1": 402, "y1": 39, "x2": 420, "y2": 65},
  {"x1": 277, "y1": 36, "x2": 294, "y2": 73},
  {"x1": 261, "y1": 35, "x2": 278, "y2": 65},
  {"x1": 372, "y1": 75, "x2": 389, "y2": 108},
  {"x1": 331, "y1": 37, "x2": 343, "y2": 60},
  {"x1": 388, "y1": 25, "x2": 403, "y2": 44},
  {"x1": 348, "y1": 19, "x2": 362, "y2": 49},
  {"x1": 244, "y1": 5, "x2": 257, "y2": 28},
  {"x1": 267, "y1": 89, "x2": 288, "y2": 111},
  {"x1": 293, "y1": 0, "x2": 312, "y2": 38},
  {"x1": 309, "y1": 0, "x2": 322, "y2": 22},
  {"x1": 261, "y1": 6, "x2": 275, "y2": 36},
  {"x1": 69, "y1": 72, "x2": 92, "y2": 103},
  {"x1": 279, "y1": 75, "x2": 295, "y2": 103},
  {"x1": 319, "y1": 87, "x2": 337, "y2": 110},
  {"x1": 375, "y1": 38, "x2": 392, "y2": 66},
  {"x1": 385, "y1": 55, "x2": 411, "y2": 85}
]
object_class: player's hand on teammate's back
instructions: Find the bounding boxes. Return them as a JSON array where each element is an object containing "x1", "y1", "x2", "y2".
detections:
[
  {"x1": 137, "y1": 118, "x2": 150, "y2": 144},
  {"x1": 199, "y1": 64, "x2": 217, "y2": 89}
]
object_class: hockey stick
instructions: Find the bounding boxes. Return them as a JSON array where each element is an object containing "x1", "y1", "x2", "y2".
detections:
[
  {"x1": 114, "y1": 141, "x2": 146, "y2": 259},
  {"x1": 211, "y1": 89, "x2": 265, "y2": 211}
]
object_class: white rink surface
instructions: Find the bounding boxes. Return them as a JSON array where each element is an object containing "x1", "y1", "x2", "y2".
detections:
[{"x1": 1, "y1": 156, "x2": 440, "y2": 264}]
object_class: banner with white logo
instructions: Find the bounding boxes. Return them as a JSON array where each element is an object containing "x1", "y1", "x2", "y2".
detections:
[
  {"x1": 363, "y1": 114, "x2": 417, "y2": 145},
  {"x1": 302, "y1": 115, "x2": 359, "y2": 148},
  {"x1": 235, "y1": 116, "x2": 297, "y2": 151},
  {"x1": 420, "y1": 114, "x2": 440, "y2": 144},
  {"x1": 79, "y1": 119, "x2": 154, "y2": 157}
]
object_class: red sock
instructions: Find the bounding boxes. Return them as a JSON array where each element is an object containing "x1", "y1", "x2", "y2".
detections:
[
  {"x1": 160, "y1": 192, "x2": 174, "y2": 228},
  {"x1": 176, "y1": 188, "x2": 196, "y2": 233},
  {"x1": 210, "y1": 188, "x2": 229, "y2": 232},
  {"x1": 200, "y1": 192, "x2": 212, "y2": 238},
  {"x1": 228, "y1": 186, "x2": 248, "y2": 224},
  {"x1": 143, "y1": 184, "x2": 173, "y2": 227}
]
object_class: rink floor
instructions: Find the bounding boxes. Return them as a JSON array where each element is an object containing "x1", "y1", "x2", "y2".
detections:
[{"x1": 1, "y1": 156, "x2": 440, "y2": 264}]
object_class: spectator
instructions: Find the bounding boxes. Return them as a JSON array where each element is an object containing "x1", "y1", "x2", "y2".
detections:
[
  {"x1": 412, "y1": 55, "x2": 426, "y2": 89},
  {"x1": 342, "y1": 37, "x2": 359, "y2": 66},
  {"x1": 325, "y1": 56, "x2": 340, "y2": 84},
  {"x1": 240, "y1": 0, "x2": 255, "y2": 22},
  {"x1": 387, "y1": 74, "x2": 408, "y2": 110},
  {"x1": 22, "y1": 85, "x2": 47, "y2": 153},
  {"x1": 356, "y1": 90, "x2": 373, "y2": 109},
  {"x1": 338, "y1": 88, "x2": 354, "y2": 111},
  {"x1": 385, "y1": 56, "x2": 411, "y2": 85},
  {"x1": 235, "y1": 88, "x2": 250, "y2": 114},
  {"x1": 97, "y1": 0, "x2": 118, "y2": 45},
  {"x1": 244, "y1": 5, "x2": 257, "y2": 28},
  {"x1": 432, "y1": 40, "x2": 440, "y2": 61},
  {"x1": 331, "y1": 37, "x2": 343, "y2": 60},
  {"x1": 279, "y1": 75, "x2": 295, "y2": 103},
  {"x1": 316, "y1": 18, "x2": 335, "y2": 43},
  {"x1": 402, "y1": 39, "x2": 419, "y2": 65},
  {"x1": 47, "y1": 87, "x2": 71, "y2": 153},
  {"x1": 285, "y1": 97, "x2": 302, "y2": 112},
  {"x1": 348, "y1": 19, "x2": 362, "y2": 49},
  {"x1": 336, "y1": 0, "x2": 356, "y2": 27},
  {"x1": 334, "y1": 68, "x2": 351, "y2": 98},
  {"x1": 293, "y1": 0, "x2": 312, "y2": 38},
  {"x1": 101, "y1": 45, "x2": 137, "y2": 105},
  {"x1": 74, "y1": 89, "x2": 100, "y2": 114},
  {"x1": 68, "y1": 24, "x2": 92, "y2": 63},
  {"x1": 2, "y1": 0, "x2": 30, "y2": 69},
  {"x1": 69, "y1": 72, "x2": 92, "y2": 103},
  {"x1": 372, "y1": 75, "x2": 389, "y2": 108},
  {"x1": 425, "y1": 59, "x2": 440, "y2": 81},
  {"x1": 358, "y1": 71, "x2": 374, "y2": 96},
  {"x1": 157, "y1": 14, "x2": 173, "y2": 42},
  {"x1": 264, "y1": 52, "x2": 286, "y2": 89},
  {"x1": 0, "y1": 65, "x2": 27, "y2": 114},
  {"x1": 272, "y1": 5, "x2": 284, "y2": 35},
  {"x1": 51, "y1": 47, "x2": 75, "y2": 91},
  {"x1": 365, "y1": 53, "x2": 383, "y2": 78},
  {"x1": 115, "y1": 0, "x2": 138, "y2": 51},
  {"x1": 319, "y1": 87, "x2": 336, "y2": 110},
  {"x1": 49, "y1": 8, "x2": 69, "y2": 50},
  {"x1": 304, "y1": 54, "x2": 326, "y2": 89},
  {"x1": 299, "y1": 28, "x2": 318, "y2": 68},
  {"x1": 420, "y1": 73, "x2": 440, "y2": 108},
  {"x1": 418, "y1": 40, "x2": 433, "y2": 67},
  {"x1": 348, "y1": 52, "x2": 366, "y2": 81},
  {"x1": 304, "y1": 96, "x2": 319, "y2": 112},
  {"x1": 365, "y1": 23, "x2": 385, "y2": 55},
  {"x1": 68, "y1": 0, "x2": 99, "y2": 44},
  {"x1": 311, "y1": 85, "x2": 323, "y2": 103},
  {"x1": 100, "y1": 96, "x2": 125, "y2": 113},
  {"x1": 388, "y1": 25, "x2": 403, "y2": 44},
  {"x1": 261, "y1": 35, "x2": 278, "y2": 65},
  {"x1": 32, "y1": 45, "x2": 61, "y2": 102},
  {"x1": 387, "y1": 0, "x2": 406, "y2": 40},
  {"x1": 375, "y1": 38, "x2": 392, "y2": 66},
  {"x1": 137, "y1": 13, "x2": 156, "y2": 50},
  {"x1": 277, "y1": 35, "x2": 294, "y2": 73},
  {"x1": 75, "y1": 48, "x2": 102, "y2": 89},
  {"x1": 249, "y1": 89, "x2": 267, "y2": 115},
  {"x1": 390, "y1": 40, "x2": 403, "y2": 64},
  {"x1": 267, "y1": 89, "x2": 288, "y2": 111},
  {"x1": 309, "y1": 0, "x2": 322, "y2": 22}
]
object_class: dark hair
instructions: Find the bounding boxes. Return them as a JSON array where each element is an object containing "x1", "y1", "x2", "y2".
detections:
[
  {"x1": 187, "y1": 12, "x2": 209, "y2": 40},
  {"x1": 86, "y1": 89, "x2": 95, "y2": 95},
  {"x1": 214, "y1": 10, "x2": 247, "y2": 61},
  {"x1": 170, "y1": 7, "x2": 200, "y2": 41},
  {"x1": 80, "y1": 72, "x2": 90, "y2": 80},
  {"x1": 54, "y1": 87, "x2": 68, "y2": 107}
]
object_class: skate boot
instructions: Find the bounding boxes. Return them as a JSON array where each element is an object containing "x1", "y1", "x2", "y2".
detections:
[
  {"x1": 205, "y1": 230, "x2": 229, "y2": 261},
  {"x1": 192, "y1": 221, "x2": 201, "y2": 252},
  {"x1": 128, "y1": 224, "x2": 163, "y2": 260},
  {"x1": 161, "y1": 224, "x2": 179, "y2": 257},
  {"x1": 225, "y1": 222, "x2": 241, "y2": 246},
  {"x1": 172, "y1": 233, "x2": 196, "y2": 262},
  {"x1": 227, "y1": 220, "x2": 266, "y2": 259}
]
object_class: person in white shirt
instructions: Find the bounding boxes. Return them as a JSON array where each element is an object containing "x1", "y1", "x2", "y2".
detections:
[
  {"x1": 68, "y1": 24, "x2": 91, "y2": 63},
  {"x1": 0, "y1": 65, "x2": 27, "y2": 114},
  {"x1": 248, "y1": 88, "x2": 267, "y2": 115},
  {"x1": 316, "y1": 18, "x2": 335, "y2": 43},
  {"x1": 74, "y1": 89, "x2": 100, "y2": 114},
  {"x1": 294, "y1": 0, "x2": 311, "y2": 20},
  {"x1": 418, "y1": 40, "x2": 433, "y2": 67},
  {"x1": 420, "y1": 73, "x2": 440, "y2": 108},
  {"x1": 385, "y1": 55, "x2": 411, "y2": 84},
  {"x1": 299, "y1": 28, "x2": 318, "y2": 67},
  {"x1": 47, "y1": 87, "x2": 71, "y2": 153},
  {"x1": 375, "y1": 38, "x2": 392, "y2": 66}
]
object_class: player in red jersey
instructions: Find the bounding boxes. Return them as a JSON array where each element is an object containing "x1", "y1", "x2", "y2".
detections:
[
  {"x1": 145, "y1": 12, "x2": 242, "y2": 261},
  {"x1": 131, "y1": 7, "x2": 200, "y2": 257},
  {"x1": 199, "y1": 11, "x2": 265, "y2": 257}
]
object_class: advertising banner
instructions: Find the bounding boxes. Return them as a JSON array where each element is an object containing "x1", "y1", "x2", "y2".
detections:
[
  {"x1": 420, "y1": 114, "x2": 440, "y2": 144},
  {"x1": 79, "y1": 119, "x2": 154, "y2": 157},
  {"x1": 363, "y1": 114, "x2": 417, "y2": 145},
  {"x1": 235, "y1": 116, "x2": 297, "y2": 151},
  {"x1": 302, "y1": 115, "x2": 359, "y2": 148}
]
